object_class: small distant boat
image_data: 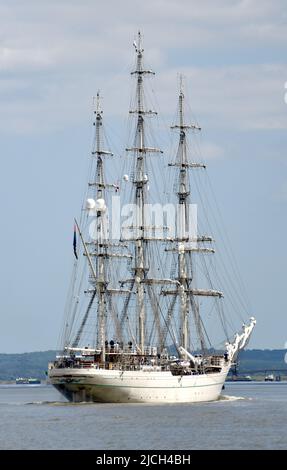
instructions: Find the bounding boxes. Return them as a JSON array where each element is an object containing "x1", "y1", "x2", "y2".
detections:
[
  {"x1": 15, "y1": 377, "x2": 41, "y2": 385},
  {"x1": 235, "y1": 375, "x2": 252, "y2": 382},
  {"x1": 264, "y1": 374, "x2": 275, "y2": 382},
  {"x1": 227, "y1": 375, "x2": 252, "y2": 382}
]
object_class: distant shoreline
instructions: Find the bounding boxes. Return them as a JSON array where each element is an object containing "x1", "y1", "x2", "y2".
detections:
[
  {"x1": 0, "y1": 349, "x2": 286, "y2": 381},
  {"x1": 0, "y1": 380, "x2": 45, "y2": 384}
]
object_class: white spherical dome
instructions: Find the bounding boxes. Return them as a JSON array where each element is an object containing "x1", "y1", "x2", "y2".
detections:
[
  {"x1": 86, "y1": 198, "x2": 96, "y2": 210},
  {"x1": 95, "y1": 198, "x2": 106, "y2": 212},
  {"x1": 123, "y1": 174, "x2": 129, "y2": 181}
]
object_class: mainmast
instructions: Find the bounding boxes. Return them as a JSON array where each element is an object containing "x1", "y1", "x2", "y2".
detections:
[
  {"x1": 127, "y1": 32, "x2": 160, "y2": 354},
  {"x1": 134, "y1": 33, "x2": 146, "y2": 355}
]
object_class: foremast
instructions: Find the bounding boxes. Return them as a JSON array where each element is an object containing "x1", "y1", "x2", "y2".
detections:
[
  {"x1": 93, "y1": 93, "x2": 111, "y2": 363},
  {"x1": 72, "y1": 93, "x2": 113, "y2": 363}
]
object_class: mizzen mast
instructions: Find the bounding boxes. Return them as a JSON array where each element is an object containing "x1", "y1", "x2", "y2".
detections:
[
  {"x1": 173, "y1": 79, "x2": 194, "y2": 353},
  {"x1": 164, "y1": 78, "x2": 220, "y2": 354}
]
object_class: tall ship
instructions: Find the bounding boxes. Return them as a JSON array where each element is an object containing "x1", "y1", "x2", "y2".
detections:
[{"x1": 48, "y1": 33, "x2": 256, "y2": 403}]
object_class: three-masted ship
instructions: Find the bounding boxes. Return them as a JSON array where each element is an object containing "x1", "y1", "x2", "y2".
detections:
[{"x1": 48, "y1": 33, "x2": 256, "y2": 403}]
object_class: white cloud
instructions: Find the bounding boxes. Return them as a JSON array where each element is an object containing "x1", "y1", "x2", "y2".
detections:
[
  {"x1": 0, "y1": 46, "x2": 55, "y2": 71},
  {"x1": 139, "y1": 64, "x2": 287, "y2": 133},
  {"x1": 198, "y1": 142, "x2": 225, "y2": 160},
  {"x1": 0, "y1": 0, "x2": 286, "y2": 134}
]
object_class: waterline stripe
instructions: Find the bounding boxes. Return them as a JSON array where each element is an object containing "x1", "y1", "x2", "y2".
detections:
[{"x1": 53, "y1": 381, "x2": 225, "y2": 389}]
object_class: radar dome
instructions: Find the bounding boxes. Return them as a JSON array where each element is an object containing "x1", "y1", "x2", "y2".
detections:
[
  {"x1": 86, "y1": 198, "x2": 96, "y2": 210},
  {"x1": 95, "y1": 198, "x2": 106, "y2": 212}
]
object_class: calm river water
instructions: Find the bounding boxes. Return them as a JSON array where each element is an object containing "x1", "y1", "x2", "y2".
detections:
[{"x1": 0, "y1": 382, "x2": 286, "y2": 449}]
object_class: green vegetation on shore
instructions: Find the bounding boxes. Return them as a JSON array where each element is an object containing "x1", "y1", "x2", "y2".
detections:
[
  {"x1": 0, "y1": 349, "x2": 286, "y2": 381},
  {"x1": 0, "y1": 351, "x2": 56, "y2": 381},
  {"x1": 237, "y1": 349, "x2": 287, "y2": 373},
  {"x1": 230, "y1": 349, "x2": 287, "y2": 380}
]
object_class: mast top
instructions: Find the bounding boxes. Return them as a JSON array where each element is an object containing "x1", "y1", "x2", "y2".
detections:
[
  {"x1": 171, "y1": 79, "x2": 201, "y2": 131},
  {"x1": 91, "y1": 92, "x2": 113, "y2": 157},
  {"x1": 179, "y1": 73, "x2": 184, "y2": 98},
  {"x1": 96, "y1": 91, "x2": 102, "y2": 115},
  {"x1": 133, "y1": 31, "x2": 143, "y2": 54},
  {"x1": 93, "y1": 91, "x2": 103, "y2": 120}
]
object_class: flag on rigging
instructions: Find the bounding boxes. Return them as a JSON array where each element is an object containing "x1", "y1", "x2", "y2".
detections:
[{"x1": 73, "y1": 224, "x2": 78, "y2": 260}]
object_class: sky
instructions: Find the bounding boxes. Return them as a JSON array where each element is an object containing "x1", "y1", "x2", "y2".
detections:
[{"x1": 0, "y1": 0, "x2": 286, "y2": 353}]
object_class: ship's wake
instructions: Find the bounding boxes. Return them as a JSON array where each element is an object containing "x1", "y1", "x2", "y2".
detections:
[
  {"x1": 25, "y1": 396, "x2": 249, "y2": 406},
  {"x1": 218, "y1": 394, "x2": 248, "y2": 402},
  {"x1": 26, "y1": 400, "x2": 98, "y2": 406}
]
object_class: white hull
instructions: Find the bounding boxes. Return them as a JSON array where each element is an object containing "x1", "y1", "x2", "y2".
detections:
[{"x1": 49, "y1": 365, "x2": 230, "y2": 403}]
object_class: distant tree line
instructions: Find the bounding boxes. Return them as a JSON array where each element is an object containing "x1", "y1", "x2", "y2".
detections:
[{"x1": 0, "y1": 349, "x2": 286, "y2": 381}]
